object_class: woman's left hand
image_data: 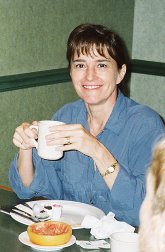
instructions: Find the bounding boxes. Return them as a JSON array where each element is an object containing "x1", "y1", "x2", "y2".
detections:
[{"x1": 46, "y1": 123, "x2": 101, "y2": 158}]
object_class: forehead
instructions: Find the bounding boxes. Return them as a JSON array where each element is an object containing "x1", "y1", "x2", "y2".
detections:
[{"x1": 72, "y1": 45, "x2": 111, "y2": 60}]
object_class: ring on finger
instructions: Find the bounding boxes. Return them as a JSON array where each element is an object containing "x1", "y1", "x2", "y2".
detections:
[{"x1": 65, "y1": 137, "x2": 71, "y2": 145}]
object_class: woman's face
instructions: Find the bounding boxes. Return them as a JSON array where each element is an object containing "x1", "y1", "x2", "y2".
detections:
[{"x1": 70, "y1": 46, "x2": 126, "y2": 106}]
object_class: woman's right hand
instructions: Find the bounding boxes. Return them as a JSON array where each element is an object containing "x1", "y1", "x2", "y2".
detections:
[{"x1": 13, "y1": 121, "x2": 38, "y2": 150}]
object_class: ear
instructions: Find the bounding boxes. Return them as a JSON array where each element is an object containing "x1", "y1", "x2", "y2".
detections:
[{"x1": 116, "y1": 64, "x2": 126, "y2": 84}]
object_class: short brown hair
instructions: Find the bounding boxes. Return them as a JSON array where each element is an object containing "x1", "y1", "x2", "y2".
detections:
[{"x1": 67, "y1": 23, "x2": 127, "y2": 69}]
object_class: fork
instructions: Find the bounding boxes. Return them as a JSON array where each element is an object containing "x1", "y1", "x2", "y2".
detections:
[
  {"x1": 20, "y1": 202, "x2": 32, "y2": 210},
  {"x1": 0, "y1": 208, "x2": 39, "y2": 222},
  {"x1": 19, "y1": 202, "x2": 50, "y2": 221},
  {"x1": 12, "y1": 206, "x2": 32, "y2": 217}
]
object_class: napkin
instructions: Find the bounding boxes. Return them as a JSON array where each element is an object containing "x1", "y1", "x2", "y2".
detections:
[
  {"x1": 81, "y1": 212, "x2": 135, "y2": 239},
  {"x1": 76, "y1": 240, "x2": 110, "y2": 249}
]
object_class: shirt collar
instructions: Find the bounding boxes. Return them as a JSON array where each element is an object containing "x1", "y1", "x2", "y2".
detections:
[
  {"x1": 105, "y1": 90, "x2": 127, "y2": 135},
  {"x1": 76, "y1": 100, "x2": 89, "y2": 129}
]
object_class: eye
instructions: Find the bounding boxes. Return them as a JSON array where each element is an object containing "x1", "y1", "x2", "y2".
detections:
[
  {"x1": 75, "y1": 63, "x2": 86, "y2": 69},
  {"x1": 98, "y1": 63, "x2": 107, "y2": 68}
]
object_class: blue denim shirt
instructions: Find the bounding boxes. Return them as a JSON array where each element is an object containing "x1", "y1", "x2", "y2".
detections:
[{"x1": 9, "y1": 91, "x2": 165, "y2": 226}]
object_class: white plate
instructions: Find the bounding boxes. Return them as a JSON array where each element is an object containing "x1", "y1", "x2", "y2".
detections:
[
  {"x1": 19, "y1": 231, "x2": 76, "y2": 251},
  {"x1": 11, "y1": 200, "x2": 105, "y2": 229}
]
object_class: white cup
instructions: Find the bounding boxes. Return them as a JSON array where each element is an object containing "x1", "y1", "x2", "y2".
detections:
[
  {"x1": 30, "y1": 120, "x2": 65, "y2": 160},
  {"x1": 110, "y1": 232, "x2": 139, "y2": 252}
]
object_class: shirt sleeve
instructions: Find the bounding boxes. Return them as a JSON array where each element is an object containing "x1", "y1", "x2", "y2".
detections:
[
  {"x1": 9, "y1": 148, "x2": 63, "y2": 200},
  {"x1": 110, "y1": 124, "x2": 165, "y2": 226}
]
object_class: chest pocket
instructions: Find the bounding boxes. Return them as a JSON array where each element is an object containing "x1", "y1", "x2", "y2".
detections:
[
  {"x1": 63, "y1": 150, "x2": 88, "y2": 176},
  {"x1": 62, "y1": 153, "x2": 88, "y2": 201},
  {"x1": 63, "y1": 159, "x2": 84, "y2": 183}
]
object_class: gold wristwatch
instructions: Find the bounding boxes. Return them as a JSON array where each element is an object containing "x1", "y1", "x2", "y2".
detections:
[{"x1": 101, "y1": 161, "x2": 118, "y2": 177}]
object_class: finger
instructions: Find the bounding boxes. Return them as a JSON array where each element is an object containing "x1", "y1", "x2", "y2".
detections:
[
  {"x1": 13, "y1": 131, "x2": 23, "y2": 144},
  {"x1": 54, "y1": 142, "x2": 75, "y2": 152},
  {"x1": 45, "y1": 134, "x2": 72, "y2": 146},
  {"x1": 32, "y1": 120, "x2": 39, "y2": 126},
  {"x1": 13, "y1": 130, "x2": 35, "y2": 148},
  {"x1": 16, "y1": 124, "x2": 38, "y2": 142},
  {"x1": 49, "y1": 123, "x2": 83, "y2": 132},
  {"x1": 14, "y1": 126, "x2": 37, "y2": 148},
  {"x1": 13, "y1": 138, "x2": 31, "y2": 150},
  {"x1": 47, "y1": 128, "x2": 86, "y2": 141},
  {"x1": 13, "y1": 137, "x2": 22, "y2": 148},
  {"x1": 19, "y1": 122, "x2": 38, "y2": 139},
  {"x1": 15, "y1": 123, "x2": 30, "y2": 139},
  {"x1": 24, "y1": 126, "x2": 38, "y2": 139}
]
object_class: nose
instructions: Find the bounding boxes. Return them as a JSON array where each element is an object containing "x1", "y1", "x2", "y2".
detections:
[{"x1": 85, "y1": 66, "x2": 96, "y2": 81}]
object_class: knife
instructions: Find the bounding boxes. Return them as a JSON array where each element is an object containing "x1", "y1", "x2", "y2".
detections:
[
  {"x1": 12, "y1": 206, "x2": 32, "y2": 217},
  {"x1": 0, "y1": 209, "x2": 37, "y2": 222}
]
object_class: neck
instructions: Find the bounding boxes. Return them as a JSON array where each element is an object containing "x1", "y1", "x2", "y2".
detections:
[
  {"x1": 87, "y1": 102, "x2": 115, "y2": 136},
  {"x1": 86, "y1": 90, "x2": 118, "y2": 136}
]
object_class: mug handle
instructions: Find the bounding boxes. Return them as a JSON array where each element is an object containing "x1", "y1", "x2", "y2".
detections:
[{"x1": 29, "y1": 125, "x2": 38, "y2": 149}]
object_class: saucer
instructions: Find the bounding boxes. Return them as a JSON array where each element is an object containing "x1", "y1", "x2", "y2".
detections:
[{"x1": 19, "y1": 231, "x2": 76, "y2": 251}]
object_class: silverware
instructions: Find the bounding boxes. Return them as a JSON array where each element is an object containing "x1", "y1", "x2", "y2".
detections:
[
  {"x1": 21, "y1": 202, "x2": 50, "y2": 220},
  {"x1": 0, "y1": 209, "x2": 10, "y2": 216},
  {"x1": 0, "y1": 209, "x2": 38, "y2": 222},
  {"x1": 12, "y1": 206, "x2": 32, "y2": 217},
  {"x1": 14, "y1": 205, "x2": 50, "y2": 221},
  {"x1": 20, "y1": 202, "x2": 32, "y2": 210},
  {"x1": 0, "y1": 201, "x2": 51, "y2": 223}
]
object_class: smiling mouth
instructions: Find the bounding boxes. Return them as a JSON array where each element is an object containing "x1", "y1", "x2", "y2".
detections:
[{"x1": 83, "y1": 85, "x2": 101, "y2": 89}]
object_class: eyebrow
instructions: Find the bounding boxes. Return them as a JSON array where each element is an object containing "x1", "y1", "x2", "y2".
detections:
[{"x1": 72, "y1": 59, "x2": 111, "y2": 63}]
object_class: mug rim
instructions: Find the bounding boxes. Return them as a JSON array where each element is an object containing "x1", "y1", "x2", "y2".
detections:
[{"x1": 110, "y1": 232, "x2": 139, "y2": 243}]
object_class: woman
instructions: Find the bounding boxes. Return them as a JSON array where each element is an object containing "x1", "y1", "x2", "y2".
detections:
[
  {"x1": 9, "y1": 24, "x2": 165, "y2": 226},
  {"x1": 139, "y1": 137, "x2": 165, "y2": 251}
]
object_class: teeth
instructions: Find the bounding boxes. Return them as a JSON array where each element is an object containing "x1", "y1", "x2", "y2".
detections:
[{"x1": 83, "y1": 85, "x2": 100, "y2": 89}]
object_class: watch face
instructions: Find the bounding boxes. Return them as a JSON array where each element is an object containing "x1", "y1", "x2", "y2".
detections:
[{"x1": 108, "y1": 166, "x2": 115, "y2": 173}]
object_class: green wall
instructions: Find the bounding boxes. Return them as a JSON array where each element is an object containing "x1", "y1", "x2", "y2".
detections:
[
  {"x1": 0, "y1": 0, "x2": 135, "y2": 186},
  {"x1": 0, "y1": 0, "x2": 134, "y2": 75},
  {"x1": 130, "y1": 0, "x2": 165, "y2": 119}
]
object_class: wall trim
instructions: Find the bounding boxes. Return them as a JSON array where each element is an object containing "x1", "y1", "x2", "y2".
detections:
[
  {"x1": 0, "y1": 60, "x2": 164, "y2": 92},
  {"x1": 131, "y1": 59, "x2": 165, "y2": 76},
  {"x1": 0, "y1": 68, "x2": 71, "y2": 92}
]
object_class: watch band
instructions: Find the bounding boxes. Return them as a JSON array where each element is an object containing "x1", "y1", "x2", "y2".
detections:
[{"x1": 101, "y1": 161, "x2": 118, "y2": 177}]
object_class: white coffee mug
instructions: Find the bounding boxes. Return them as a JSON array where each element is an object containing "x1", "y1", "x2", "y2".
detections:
[
  {"x1": 110, "y1": 232, "x2": 139, "y2": 252},
  {"x1": 30, "y1": 120, "x2": 65, "y2": 160}
]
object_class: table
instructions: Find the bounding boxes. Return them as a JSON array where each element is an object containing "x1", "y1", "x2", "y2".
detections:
[{"x1": 0, "y1": 189, "x2": 110, "y2": 252}]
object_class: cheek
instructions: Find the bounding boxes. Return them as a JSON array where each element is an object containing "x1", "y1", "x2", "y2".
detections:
[
  {"x1": 115, "y1": 73, "x2": 120, "y2": 83},
  {"x1": 70, "y1": 71, "x2": 82, "y2": 84},
  {"x1": 71, "y1": 78, "x2": 82, "y2": 95},
  {"x1": 101, "y1": 70, "x2": 118, "y2": 83},
  {"x1": 71, "y1": 78, "x2": 81, "y2": 90}
]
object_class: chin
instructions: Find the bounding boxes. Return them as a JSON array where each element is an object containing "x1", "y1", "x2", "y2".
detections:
[
  {"x1": 86, "y1": 101, "x2": 98, "y2": 105},
  {"x1": 84, "y1": 98, "x2": 100, "y2": 105}
]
